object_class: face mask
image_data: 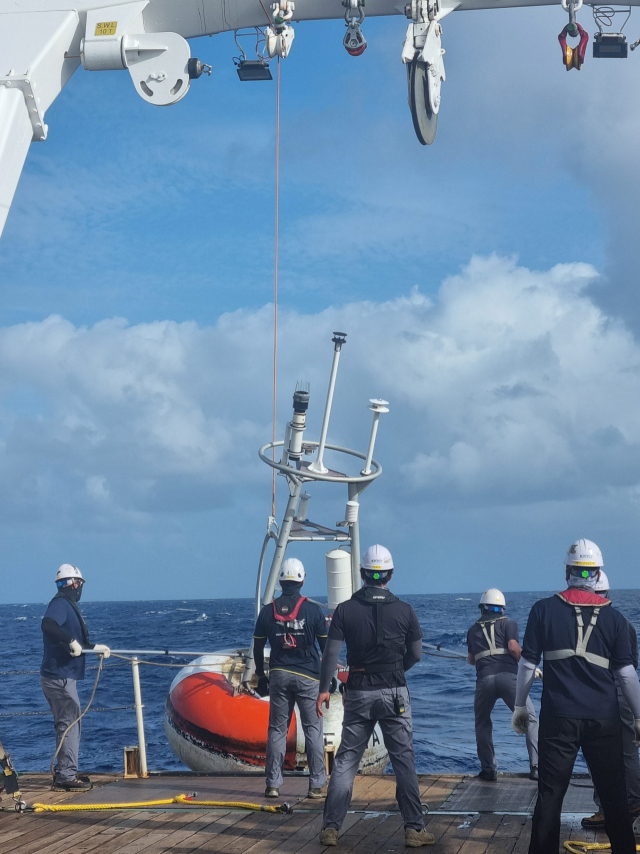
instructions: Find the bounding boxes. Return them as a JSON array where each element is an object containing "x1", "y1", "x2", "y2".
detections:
[
  {"x1": 280, "y1": 580, "x2": 302, "y2": 596},
  {"x1": 567, "y1": 569, "x2": 598, "y2": 591},
  {"x1": 59, "y1": 582, "x2": 83, "y2": 602}
]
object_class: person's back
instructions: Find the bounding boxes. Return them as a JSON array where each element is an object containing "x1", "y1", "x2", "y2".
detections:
[
  {"x1": 333, "y1": 585, "x2": 419, "y2": 692},
  {"x1": 467, "y1": 590, "x2": 538, "y2": 781},
  {"x1": 255, "y1": 595, "x2": 325, "y2": 680},
  {"x1": 522, "y1": 590, "x2": 630, "y2": 719},
  {"x1": 252, "y1": 559, "x2": 328, "y2": 800},
  {"x1": 317, "y1": 545, "x2": 432, "y2": 849},
  {"x1": 513, "y1": 539, "x2": 640, "y2": 854}
]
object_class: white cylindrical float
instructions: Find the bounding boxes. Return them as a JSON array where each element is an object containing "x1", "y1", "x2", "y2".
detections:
[{"x1": 326, "y1": 548, "x2": 353, "y2": 610}]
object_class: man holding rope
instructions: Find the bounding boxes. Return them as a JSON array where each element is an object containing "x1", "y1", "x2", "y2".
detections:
[{"x1": 40, "y1": 564, "x2": 110, "y2": 791}]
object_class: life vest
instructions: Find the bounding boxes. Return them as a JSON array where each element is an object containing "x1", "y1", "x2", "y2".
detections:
[
  {"x1": 544, "y1": 589, "x2": 612, "y2": 670},
  {"x1": 473, "y1": 615, "x2": 509, "y2": 662},
  {"x1": 349, "y1": 587, "x2": 406, "y2": 674},
  {"x1": 272, "y1": 596, "x2": 308, "y2": 650}
]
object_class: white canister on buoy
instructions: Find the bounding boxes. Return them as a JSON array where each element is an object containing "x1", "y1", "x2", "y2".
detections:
[{"x1": 326, "y1": 548, "x2": 353, "y2": 610}]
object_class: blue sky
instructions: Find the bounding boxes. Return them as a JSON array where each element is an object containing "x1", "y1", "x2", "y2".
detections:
[{"x1": 1, "y1": 8, "x2": 639, "y2": 602}]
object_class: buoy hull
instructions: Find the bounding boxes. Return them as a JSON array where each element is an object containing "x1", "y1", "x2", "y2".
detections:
[{"x1": 165, "y1": 654, "x2": 389, "y2": 774}]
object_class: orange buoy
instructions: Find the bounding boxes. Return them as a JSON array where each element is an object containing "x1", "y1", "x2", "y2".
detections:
[{"x1": 166, "y1": 670, "x2": 296, "y2": 770}]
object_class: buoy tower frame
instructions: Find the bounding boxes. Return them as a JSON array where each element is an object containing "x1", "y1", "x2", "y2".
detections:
[{"x1": 242, "y1": 331, "x2": 389, "y2": 686}]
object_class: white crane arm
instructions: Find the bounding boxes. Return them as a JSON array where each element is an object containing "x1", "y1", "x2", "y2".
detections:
[{"x1": 0, "y1": 10, "x2": 81, "y2": 236}]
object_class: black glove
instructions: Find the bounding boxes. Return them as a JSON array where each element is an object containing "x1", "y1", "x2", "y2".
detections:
[{"x1": 257, "y1": 675, "x2": 269, "y2": 697}]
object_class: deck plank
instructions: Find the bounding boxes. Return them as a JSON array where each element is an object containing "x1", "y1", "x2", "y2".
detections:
[{"x1": 2, "y1": 774, "x2": 628, "y2": 854}]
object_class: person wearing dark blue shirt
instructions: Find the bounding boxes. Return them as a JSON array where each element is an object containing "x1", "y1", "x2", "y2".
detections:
[
  {"x1": 582, "y1": 570, "x2": 640, "y2": 830},
  {"x1": 253, "y1": 558, "x2": 328, "y2": 800},
  {"x1": 467, "y1": 588, "x2": 539, "y2": 781},
  {"x1": 513, "y1": 539, "x2": 640, "y2": 854},
  {"x1": 40, "y1": 564, "x2": 110, "y2": 791}
]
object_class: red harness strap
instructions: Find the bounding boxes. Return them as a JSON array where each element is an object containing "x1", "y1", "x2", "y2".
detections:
[
  {"x1": 557, "y1": 589, "x2": 610, "y2": 606},
  {"x1": 272, "y1": 596, "x2": 307, "y2": 622},
  {"x1": 273, "y1": 596, "x2": 308, "y2": 649}
]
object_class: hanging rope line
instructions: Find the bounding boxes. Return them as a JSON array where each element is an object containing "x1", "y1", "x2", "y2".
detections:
[{"x1": 271, "y1": 56, "x2": 281, "y2": 518}]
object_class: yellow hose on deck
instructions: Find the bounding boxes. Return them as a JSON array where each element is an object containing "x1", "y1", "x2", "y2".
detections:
[
  {"x1": 32, "y1": 794, "x2": 288, "y2": 813},
  {"x1": 564, "y1": 844, "x2": 640, "y2": 853}
]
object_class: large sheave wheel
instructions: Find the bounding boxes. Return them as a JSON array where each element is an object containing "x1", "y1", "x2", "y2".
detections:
[{"x1": 408, "y1": 60, "x2": 438, "y2": 146}]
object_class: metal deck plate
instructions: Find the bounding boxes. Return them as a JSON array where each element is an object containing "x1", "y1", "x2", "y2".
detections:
[
  {"x1": 439, "y1": 776, "x2": 595, "y2": 815},
  {"x1": 71, "y1": 775, "x2": 311, "y2": 808}
]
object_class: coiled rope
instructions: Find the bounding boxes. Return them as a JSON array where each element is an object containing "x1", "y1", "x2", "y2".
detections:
[{"x1": 32, "y1": 794, "x2": 292, "y2": 814}]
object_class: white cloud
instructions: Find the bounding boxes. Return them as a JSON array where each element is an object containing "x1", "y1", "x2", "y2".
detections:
[
  {"x1": 3, "y1": 253, "x2": 640, "y2": 597},
  {"x1": 0, "y1": 253, "x2": 639, "y2": 521}
]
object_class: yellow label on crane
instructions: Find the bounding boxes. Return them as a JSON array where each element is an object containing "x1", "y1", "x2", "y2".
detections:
[{"x1": 95, "y1": 21, "x2": 117, "y2": 35}]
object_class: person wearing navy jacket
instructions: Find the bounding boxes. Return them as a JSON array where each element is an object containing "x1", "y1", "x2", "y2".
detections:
[
  {"x1": 253, "y1": 558, "x2": 328, "y2": 800},
  {"x1": 40, "y1": 564, "x2": 110, "y2": 791},
  {"x1": 512, "y1": 539, "x2": 640, "y2": 854}
]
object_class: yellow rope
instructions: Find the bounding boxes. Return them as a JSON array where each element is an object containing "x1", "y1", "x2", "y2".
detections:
[
  {"x1": 564, "y1": 843, "x2": 640, "y2": 853},
  {"x1": 32, "y1": 794, "x2": 284, "y2": 813}
]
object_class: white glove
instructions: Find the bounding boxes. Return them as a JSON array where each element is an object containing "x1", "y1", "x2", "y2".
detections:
[
  {"x1": 634, "y1": 719, "x2": 640, "y2": 746},
  {"x1": 512, "y1": 706, "x2": 530, "y2": 735},
  {"x1": 92, "y1": 644, "x2": 111, "y2": 659},
  {"x1": 69, "y1": 640, "x2": 83, "y2": 657},
  {"x1": 535, "y1": 668, "x2": 543, "y2": 680}
]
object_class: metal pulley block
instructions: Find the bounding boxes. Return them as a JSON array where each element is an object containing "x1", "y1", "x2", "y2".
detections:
[
  {"x1": 344, "y1": 20, "x2": 367, "y2": 55},
  {"x1": 266, "y1": 25, "x2": 295, "y2": 58},
  {"x1": 558, "y1": 21, "x2": 589, "y2": 69},
  {"x1": 266, "y1": 1, "x2": 295, "y2": 58},
  {"x1": 342, "y1": 0, "x2": 367, "y2": 56}
]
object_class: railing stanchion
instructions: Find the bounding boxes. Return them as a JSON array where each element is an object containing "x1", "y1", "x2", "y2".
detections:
[{"x1": 131, "y1": 657, "x2": 148, "y2": 778}]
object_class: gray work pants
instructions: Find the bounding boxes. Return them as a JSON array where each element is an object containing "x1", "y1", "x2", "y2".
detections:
[
  {"x1": 474, "y1": 671, "x2": 539, "y2": 773},
  {"x1": 40, "y1": 676, "x2": 81, "y2": 783},
  {"x1": 593, "y1": 682, "x2": 640, "y2": 812},
  {"x1": 266, "y1": 670, "x2": 327, "y2": 790},
  {"x1": 323, "y1": 686, "x2": 424, "y2": 832}
]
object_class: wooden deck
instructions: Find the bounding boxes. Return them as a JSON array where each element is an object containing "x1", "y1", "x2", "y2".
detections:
[{"x1": 0, "y1": 774, "x2": 621, "y2": 854}]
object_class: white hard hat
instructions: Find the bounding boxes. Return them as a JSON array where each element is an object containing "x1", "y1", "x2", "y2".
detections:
[
  {"x1": 361, "y1": 545, "x2": 394, "y2": 572},
  {"x1": 594, "y1": 570, "x2": 610, "y2": 594},
  {"x1": 479, "y1": 589, "x2": 506, "y2": 608},
  {"x1": 279, "y1": 558, "x2": 305, "y2": 582},
  {"x1": 55, "y1": 564, "x2": 84, "y2": 583},
  {"x1": 565, "y1": 539, "x2": 603, "y2": 569}
]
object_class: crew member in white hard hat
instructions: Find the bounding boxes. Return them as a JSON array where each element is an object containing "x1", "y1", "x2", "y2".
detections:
[
  {"x1": 467, "y1": 589, "x2": 539, "y2": 781},
  {"x1": 253, "y1": 557, "x2": 328, "y2": 800},
  {"x1": 40, "y1": 565, "x2": 110, "y2": 791},
  {"x1": 581, "y1": 570, "x2": 640, "y2": 831},
  {"x1": 512, "y1": 539, "x2": 640, "y2": 854},
  {"x1": 316, "y1": 545, "x2": 433, "y2": 848}
]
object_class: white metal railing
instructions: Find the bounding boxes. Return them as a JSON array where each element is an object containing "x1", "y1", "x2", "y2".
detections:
[{"x1": 82, "y1": 647, "x2": 221, "y2": 778}]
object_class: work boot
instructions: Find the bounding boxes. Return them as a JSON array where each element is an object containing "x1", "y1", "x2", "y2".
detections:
[
  {"x1": 581, "y1": 812, "x2": 605, "y2": 829},
  {"x1": 319, "y1": 828, "x2": 338, "y2": 846},
  {"x1": 405, "y1": 827, "x2": 436, "y2": 847},
  {"x1": 264, "y1": 787, "x2": 280, "y2": 798},
  {"x1": 528, "y1": 766, "x2": 539, "y2": 781},
  {"x1": 54, "y1": 777, "x2": 93, "y2": 791},
  {"x1": 476, "y1": 770, "x2": 497, "y2": 782},
  {"x1": 307, "y1": 788, "x2": 327, "y2": 799}
]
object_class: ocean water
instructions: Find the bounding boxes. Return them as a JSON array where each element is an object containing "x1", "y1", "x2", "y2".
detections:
[{"x1": 2, "y1": 591, "x2": 639, "y2": 777}]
